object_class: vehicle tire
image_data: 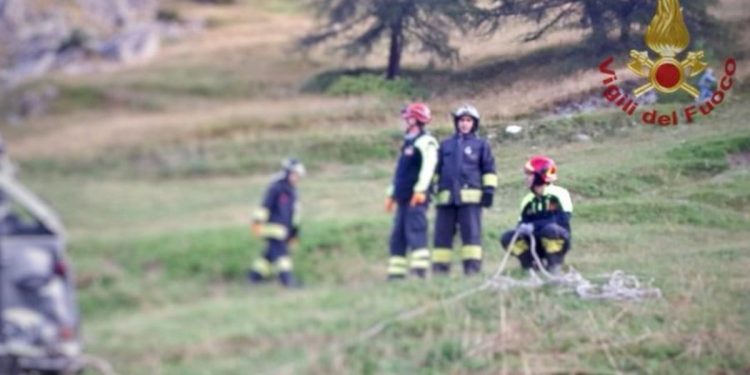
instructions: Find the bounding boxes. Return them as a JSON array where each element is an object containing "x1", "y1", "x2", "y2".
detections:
[{"x1": 0, "y1": 355, "x2": 21, "y2": 375}]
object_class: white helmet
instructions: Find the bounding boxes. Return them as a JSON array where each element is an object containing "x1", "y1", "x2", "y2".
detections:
[
  {"x1": 453, "y1": 104, "x2": 480, "y2": 131},
  {"x1": 282, "y1": 158, "x2": 306, "y2": 177}
]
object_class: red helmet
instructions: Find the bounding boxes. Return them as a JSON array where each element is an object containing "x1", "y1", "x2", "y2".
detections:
[
  {"x1": 524, "y1": 155, "x2": 558, "y2": 184},
  {"x1": 401, "y1": 103, "x2": 432, "y2": 124}
]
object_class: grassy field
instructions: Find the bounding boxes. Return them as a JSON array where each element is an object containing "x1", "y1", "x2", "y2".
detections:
[{"x1": 2, "y1": 0, "x2": 750, "y2": 374}]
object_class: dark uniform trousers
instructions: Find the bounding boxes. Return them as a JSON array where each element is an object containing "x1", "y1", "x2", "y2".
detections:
[
  {"x1": 249, "y1": 178, "x2": 298, "y2": 287},
  {"x1": 388, "y1": 203, "x2": 430, "y2": 279},
  {"x1": 432, "y1": 205, "x2": 483, "y2": 275},
  {"x1": 500, "y1": 223, "x2": 570, "y2": 269}
]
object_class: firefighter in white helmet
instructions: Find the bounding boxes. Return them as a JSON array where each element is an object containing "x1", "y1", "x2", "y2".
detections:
[
  {"x1": 248, "y1": 158, "x2": 305, "y2": 288},
  {"x1": 432, "y1": 105, "x2": 497, "y2": 276}
]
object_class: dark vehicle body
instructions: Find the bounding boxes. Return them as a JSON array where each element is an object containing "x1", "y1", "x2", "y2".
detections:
[{"x1": 0, "y1": 157, "x2": 82, "y2": 375}]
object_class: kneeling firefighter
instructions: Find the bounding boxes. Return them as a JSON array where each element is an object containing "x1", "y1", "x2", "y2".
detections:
[
  {"x1": 248, "y1": 158, "x2": 305, "y2": 288},
  {"x1": 500, "y1": 156, "x2": 573, "y2": 275},
  {"x1": 432, "y1": 105, "x2": 497, "y2": 276}
]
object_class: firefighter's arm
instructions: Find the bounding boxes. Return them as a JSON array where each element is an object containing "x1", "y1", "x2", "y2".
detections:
[
  {"x1": 251, "y1": 185, "x2": 277, "y2": 236},
  {"x1": 431, "y1": 143, "x2": 443, "y2": 196},
  {"x1": 550, "y1": 187, "x2": 573, "y2": 230},
  {"x1": 384, "y1": 185, "x2": 396, "y2": 212},
  {"x1": 411, "y1": 135, "x2": 439, "y2": 205},
  {"x1": 480, "y1": 141, "x2": 498, "y2": 207}
]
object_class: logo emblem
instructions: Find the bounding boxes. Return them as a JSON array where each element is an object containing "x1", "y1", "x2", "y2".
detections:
[
  {"x1": 464, "y1": 146, "x2": 472, "y2": 155},
  {"x1": 404, "y1": 146, "x2": 414, "y2": 156},
  {"x1": 627, "y1": 0, "x2": 707, "y2": 98}
]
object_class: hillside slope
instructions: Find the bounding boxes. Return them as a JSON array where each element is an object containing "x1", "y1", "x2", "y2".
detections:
[{"x1": 0, "y1": 0, "x2": 749, "y2": 374}]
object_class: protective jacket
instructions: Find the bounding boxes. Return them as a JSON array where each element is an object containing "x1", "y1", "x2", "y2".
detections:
[{"x1": 434, "y1": 133, "x2": 497, "y2": 206}]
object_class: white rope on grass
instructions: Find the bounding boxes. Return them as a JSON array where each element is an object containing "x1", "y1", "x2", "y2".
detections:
[
  {"x1": 265, "y1": 229, "x2": 661, "y2": 374},
  {"x1": 520, "y1": 230, "x2": 662, "y2": 301}
]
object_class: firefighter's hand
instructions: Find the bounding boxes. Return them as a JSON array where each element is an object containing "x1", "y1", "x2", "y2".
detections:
[
  {"x1": 385, "y1": 197, "x2": 396, "y2": 213},
  {"x1": 288, "y1": 237, "x2": 299, "y2": 248},
  {"x1": 481, "y1": 190, "x2": 494, "y2": 208},
  {"x1": 516, "y1": 223, "x2": 534, "y2": 235},
  {"x1": 410, "y1": 192, "x2": 427, "y2": 207},
  {"x1": 251, "y1": 223, "x2": 263, "y2": 236}
]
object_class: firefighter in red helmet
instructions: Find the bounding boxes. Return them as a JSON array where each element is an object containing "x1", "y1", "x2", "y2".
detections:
[
  {"x1": 500, "y1": 156, "x2": 573, "y2": 275},
  {"x1": 384, "y1": 103, "x2": 439, "y2": 280}
]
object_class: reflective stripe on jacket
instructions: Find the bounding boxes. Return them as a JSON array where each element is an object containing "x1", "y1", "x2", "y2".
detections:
[{"x1": 434, "y1": 133, "x2": 497, "y2": 206}]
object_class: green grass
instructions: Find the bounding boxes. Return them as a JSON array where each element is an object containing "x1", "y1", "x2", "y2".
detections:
[
  {"x1": 3, "y1": 6, "x2": 749, "y2": 371},
  {"x1": 11, "y1": 94, "x2": 742, "y2": 373}
]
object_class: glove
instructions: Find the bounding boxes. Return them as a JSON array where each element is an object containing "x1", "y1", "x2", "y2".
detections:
[
  {"x1": 251, "y1": 223, "x2": 263, "y2": 236},
  {"x1": 290, "y1": 226, "x2": 299, "y2": 239},
  {"x1": 410, "y1": 192, "x2": 427, "y2": 207},
  {"x1": 481, "y1": 190, "x2": 494, "y2": 208},
  {"x1": 385, "y1": 197, "x2": 396, "y2": 213},
  {"x1": 288, "y1": 237, "x2": 299, "y2": 248},
  {"x1": 516, "y1": 223, "x2": 534, "y2": 236}
]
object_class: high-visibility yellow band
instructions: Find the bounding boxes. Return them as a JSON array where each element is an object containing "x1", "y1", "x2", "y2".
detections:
[
  {"x1": 261, "y1": 223, "x2": 288, "y2": 240},
  {"x1": 411, "y1": 248, "x2": 430, "y2": 260},
  {"x1": 275, "y1": 256, "x2": 293, "y2": 272},
  {"x1": 413, "y1": 135, "x2": 439, "y2": 193},
  {"x1": 460, "y1": 189, "x2": 482, "y2": 204},
  {"x1": 510, "y1": 240, "x2": 528, "y2": 255},
  {"x1": 389, "y1": 256, "x2": 408, "y2": 266},
  {"x1": 253, "y1": 208, "x2": 270, "y2": 222},
  {"x1": 252, "y1": 258, "x2": 272, "y2": 277},
  {"x1": 410, "y1": 248, "x2": 430, "y2": 270},
  {"x1": 461, "y1": 245, "x2": 482, "y2": 260},
  {"x1": 431, "y1": 248, "x2": 453, "y2": 263},
  {"x1": 542, "y1": 238, "x2": 565, "y2": 253},
  {"x1": 389, "y1": 256, "x2": 409, "y2": 275},
  {"x1": 437, "y1": 190, "x2": 452, "y2": 204},
  {"x1": 482, "y1": 174, "x2": 498, "y2": 188},
  {"x1": 388, "y1": 266, "x2": 408, "y2": 276}
]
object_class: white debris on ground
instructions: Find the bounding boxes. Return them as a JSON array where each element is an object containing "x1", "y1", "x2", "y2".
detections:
[{"x1": 505, "y1": 124, "x2": 523, "y2": 134}]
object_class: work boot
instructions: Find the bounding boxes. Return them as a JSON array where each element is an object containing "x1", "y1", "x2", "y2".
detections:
[
  {"x1": 410, "y1": 268, "x2": 427, "y2": 279},
  {"x1": 547, "y1": 263, "x2": 563, "y2": 277},
  {"x1": 547, "y1": 255, "x2": 564, "y2": 276},
  {"x1": 462, "y1": 260, "x2": 482, "y2": 276},
  {"x1": 278, "y1": 272, "x2": 302, "y2": 288},
  {"x1": 387, "y1": 274, "x2": 406, "y2": 281},
  {"x1": 247, "y1": 270, "x2": 266, "y2": 284},
  {"x1": 432, "y1": 263, "x2": 451, "y2": 276}
]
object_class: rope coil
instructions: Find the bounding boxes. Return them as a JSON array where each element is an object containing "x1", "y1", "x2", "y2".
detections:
[
  {"x1": 491, "y1": 229, "x2": 662, "y2": 301},
  {"x1": 264, "y1": 229, "x2": 662, "y2": 374}
]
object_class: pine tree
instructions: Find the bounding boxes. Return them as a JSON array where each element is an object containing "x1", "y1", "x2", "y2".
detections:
[{"x1": 300, "y1": 0, "x2": 486, "y2": 79}]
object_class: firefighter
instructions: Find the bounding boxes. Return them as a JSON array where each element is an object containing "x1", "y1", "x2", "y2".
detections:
[
  {"x1": 500, "y1": 156, "x2": 573, "y2": 275},
  {"x1": 432, "y1": 105, "x2": 497, "y2": 276},
  {"x1": 248, "y1": 158, "x2": 305, "y2": 288},
  {"x1": 385, "y1": 103, "x2": 439, "y2": 280}
]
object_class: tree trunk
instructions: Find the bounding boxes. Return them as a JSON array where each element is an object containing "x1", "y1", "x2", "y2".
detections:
[
  {"x1": 619, "y1": 18, "x2": 630, "y2": 44},
  {"x1": 386, "y1": 20, "x2": 403, "y2": 80},
  {"x1": 583, "y1": 0, "x2": 608, "y2": 52},
  {"x1": 617, "y1": 3, "x2": 636, "y2": 45}
]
